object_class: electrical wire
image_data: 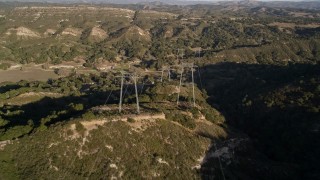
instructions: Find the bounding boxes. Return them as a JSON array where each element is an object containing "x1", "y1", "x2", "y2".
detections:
[
  {"x1": 140, "y1": 80, "x2": 145, "y2": 95},
  {"x1": 104, "y1": 89, "x2": 113, "y2": 105},
  {"x1": 197, "y1": 67, "x2": 203, "y2": 90},
  {"x1": 214, "y1": 142, "x2": 226, "y2": 180}
]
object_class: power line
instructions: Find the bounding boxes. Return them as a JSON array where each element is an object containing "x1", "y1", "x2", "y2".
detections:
[
  {"x1": 191, "y1": 65, "x2": 196, "y2": 107},
  {"x1": 132, "y1": 73, "x2": 140, "y2": 114},
  {"x1": 104, "y1": 89, "x2": 113, "y2": 105},
  {"x1": 197, "y1": 48, "x2": 202, "y2": 59},
  {"x1": 176, "y1": 48, "x2": 185, "y2": 63},
  {"x1": 177, "y1": 66, "x2": 184, "y2": 105},
  {"x1": 119, "y1": 72, "x2": 125, "y2": 113},
  {"x1": 116, "y1": 71, "x2": 141, "y2": 114},
  {"x1": 197, "y1": 67, "x2": 203, "y2": 90},
  {"x1": 177, "y1": 63, "x2": 197, "y2": 107},
  {"x1": 213, "y1": 142, "x2": 226, "y2": 180},
  {"x1": 161, "y1": 66, "x2": 171, "y2": 82},
  {"x1": 140, "y1": 80, "x2": 145, "y2": 95}
]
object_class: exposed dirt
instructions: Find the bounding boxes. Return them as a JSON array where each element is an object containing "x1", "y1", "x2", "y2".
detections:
[
  {"x1": 125, "y1": 113, "x2": 165, "y2": 132},
  {"x1": 289, "y1": 12, "x2": 314, "y2": 18},
  {"x1": 80, "y1": 120, "x2": 107, "y2": 134},
  {"x1": 44, "y1": 29, "x2": 56, "y2": 36},
  {"x1": 61, "y1": 27, "x2": 82, "y2": 37},
  {"x1": 268, "y1": 22, "x2": 320, "y2": 29},
  {"x1": 6, "y1": 26, "x2": 41, "y2": 38},
  {"x1": 0, "y1": 68, "x2": 58, "y2": 83},
  {"x1": 127, "y1": 26, "x2": 151, "y2": 41},
  {"x1": 140, "y1": 10, "x2": 177, "y2": 18},
  {"x1": 0, "y1": 140, "x2": 12, "y2": 150},
  {"x1": 90, "y1": 26, "x2": 108, "y2": 39},
  {"x1": 164, "y1": 28, "x2": 173, "y2": 38},
  {"x1": 18, "y1": 92, "x2": 62, "y2": 98}
]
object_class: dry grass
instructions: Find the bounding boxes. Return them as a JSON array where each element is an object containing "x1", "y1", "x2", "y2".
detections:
[
  {"x1": 289, "y1": 12, "x2": 313, "y2": 18},
  {"x1": 4, "y1": 92, "x2": 63, "y2": 105},
  {"x1": 0, "y1": 68, "x2": 58, "y2": 83},
  {"x1": 268, "y1": 22, "x2": 320, "y2": 29}
]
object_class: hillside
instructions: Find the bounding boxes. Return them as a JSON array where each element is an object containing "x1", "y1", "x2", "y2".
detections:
[
  {"x1": 0, "y1": 72, "x2": 228, "y2": 179},
  {"x1": 0, "y1": 118, "x2": 216, "y2": 179},
  {"x1": 0, "y1": 1, "x2": 319, "y2": 179},
  {"x1": 0, "y1": 3, "x2": 320, "y2": 70},
  {"x1": 201, "y1": 62, "x2": 320, "y2": 179}
]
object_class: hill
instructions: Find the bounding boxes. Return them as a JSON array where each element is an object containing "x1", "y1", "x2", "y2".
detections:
[
  {"x1": 0, "y1": 1, "x2": 319, "y2": 179},
  {"x1": 0, "y1": 2, "x2": 320, "y2": 69},
  {"x1": 201, "y1": 62, "x2": 320, "y2": 179}
]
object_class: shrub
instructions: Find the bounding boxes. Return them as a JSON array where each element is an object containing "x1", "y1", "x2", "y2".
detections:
[
  {"x1": 201, "y1": 107, "x2": 225, "y2": 123},
  {"x1": 81, "y1": 111, "x2": 96, "y2": 120},
  {"x1": 0, "y1": 63, "x2": 11, "y2": 70},
  {"x1": 127, "y1": 117, "x2": 135, "y2": 123},
  {"x1": 190, "y1": 108, "x2": 201, "y2": 119},
  {"x1": 54, "y1": 68, "x2": 70, "y2": 76},
  {"x1": 0, "y1": 125, "x2": 33, "y2": 140},
  {"x1": 69, "y1": 103, "x2": 84, "y2": 111},
  {"x1": 0, "y1": 117, "x2": 9, "y2": 127},
  {"x1": 139, "y1": 95, "x2": 151, "y2": 103},
  {"x1": 75, "y1": 121, "x2": 85, "y2": 134},
  {"x1": 165, "y1": 111, "x2": 196, "y2": 129}
]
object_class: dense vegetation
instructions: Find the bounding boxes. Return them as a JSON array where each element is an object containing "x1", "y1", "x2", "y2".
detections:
[
  {"x1": 0, "y1": 120, "x2": 213, "y2": 179},
  {"x1": 0, "y1": 72, "x2": 226, "y2": 179},
  {"x1": 201, "y1": 62, "x2": 320, "y2": 179},
  {"x1": 0, "y1": 2, "x2": 320, "y2": 67},
  {"x1": 0, "y1": 1, "x2": 319, "y2": 179},
  {"x1": 0, "y1": 71, "x2": 220, "y2": 141}
]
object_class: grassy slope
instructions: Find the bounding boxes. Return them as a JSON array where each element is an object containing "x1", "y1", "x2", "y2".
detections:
[
  {"x1": 0, "y1": 117, "x2": 226, "y2": 179},
  {"x1": 0, "y1": 4, "x2": 320, "y2": 66}
]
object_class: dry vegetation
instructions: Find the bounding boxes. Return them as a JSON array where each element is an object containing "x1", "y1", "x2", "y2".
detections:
[
  {"x1": 0, "y1": 2, "x2": 319, "y2": 179},
  {"x1": 0, "y1": 68, "x2": 58, "y2": 83}
]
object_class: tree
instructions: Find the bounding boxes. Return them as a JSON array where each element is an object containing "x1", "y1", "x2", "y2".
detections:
[
  {"x1": 54, "y1": 68, "x2": 70, "y2": 76},
  {"x1": 0, "y1": 63, "x2": 11, "y2": 70},
  {"x1": 0, "y1": 116, "x2": 9, "y2": 127},
  {"x1": 42, "y1": 63, "x2": 50, "y2": 70}
]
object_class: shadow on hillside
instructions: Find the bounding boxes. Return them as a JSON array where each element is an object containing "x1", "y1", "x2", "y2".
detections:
[
  {"x1": 1, "y1": 79, "x2": 163, "y2": 141},
  {"x1": 0, "y1": 84, "x2": 22, "y2": 93},
  {"x1": 1, "y1": 82, "x2": 158, "y2": 136},
  {"x1": 1, "y1": 90, "x2": 119, "y2": 130},
  {"x1": 197, "y1": 62, "x2": 320, "y2": 180}
]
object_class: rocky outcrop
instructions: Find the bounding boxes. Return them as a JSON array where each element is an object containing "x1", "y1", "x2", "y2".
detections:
[
  {"x1": 89, "y1": 26, "x2": 108, "y2": 40},
  {"x1": 5, "y1": 27, "x2": 41, "y2": 39},
  {"x1": 61, "y1": 27, "x2": 82, "y2": 37}
]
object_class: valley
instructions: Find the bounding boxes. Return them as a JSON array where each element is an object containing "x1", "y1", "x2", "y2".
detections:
[{"x1": 0, "y1": 1, "x2": 319, "y2": 179}]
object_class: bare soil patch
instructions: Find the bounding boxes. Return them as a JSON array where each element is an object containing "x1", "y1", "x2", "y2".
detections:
[
  {"x1": 269, "y1": 22, "x2": 320, "y2": 29},
  {"x1": 0, "y1": 68, "x2": 58, "y2": 83}
]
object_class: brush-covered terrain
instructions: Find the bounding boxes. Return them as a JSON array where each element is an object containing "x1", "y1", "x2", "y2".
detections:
[
  {"x1": 0, "y1": 72, "x2": 228, "y2": 179},
  {"x1": 0, "y1": 1, "x2": 320, "y2": 70},
  {"x1": 0, "y1": 1, "x2": 319, "y2": 180},
  {"x1": 201, "y1": 62, "x2": 320, "y2": 179}
]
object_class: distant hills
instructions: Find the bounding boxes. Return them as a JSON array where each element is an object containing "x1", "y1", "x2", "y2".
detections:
[
  {"x1": 0, "y1": 0, "x2": 213, "y2": 5},
  {"x1": 1, "y1": 0, "x2": 320, "y2": 9}
]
